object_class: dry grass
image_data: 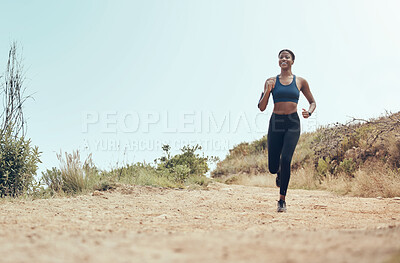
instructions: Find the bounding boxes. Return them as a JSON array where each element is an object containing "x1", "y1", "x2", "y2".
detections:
[
  {"x1": 291, "y1": 163, "x2": 400, "y2": 198},
  {"x1": 224, "y1": 173, "x2": 275, "y2": 187},
  {"x1": 290, "y1": 165, "x2": 321, "y2": 190},
  {"x1": 212, "y1": 153, "x2": 268, "y2": 177},
  {"x1": 291, "y1": 132, "x2": 314, "y2": 167},
  {"x1": 218, "y1": 163, "x2": 400, "y2": 198},
  {"x1": 319, "y1": 173, "x2": 353, "y2": 195},
  {"x1": 55, "y1": 151, "x2": 97, "y2": 194},
  {"x1": 351, "y1": 166, "x2": 400, "y2": 198}
]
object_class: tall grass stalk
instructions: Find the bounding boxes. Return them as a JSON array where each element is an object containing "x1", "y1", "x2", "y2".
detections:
[{"x1": 56, "y1": 151, "x2": 95, "y2": 194}]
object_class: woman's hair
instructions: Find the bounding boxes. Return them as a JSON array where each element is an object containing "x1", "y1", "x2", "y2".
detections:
[{"x1": 278, "y1": 49, "x2": 295, "y2": 61}]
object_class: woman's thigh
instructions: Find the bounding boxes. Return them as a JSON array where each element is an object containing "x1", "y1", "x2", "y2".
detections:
[
  {"x1": 268, "y1": 126, "x2": 284, "y2": 172},
  {"x1": 281, "y1": 126, "x2": 300, "y2": 161}
]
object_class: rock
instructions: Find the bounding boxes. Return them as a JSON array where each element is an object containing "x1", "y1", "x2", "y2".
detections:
[{"x1": 344, "y1": 148, "x2": 357, "y2": 160}]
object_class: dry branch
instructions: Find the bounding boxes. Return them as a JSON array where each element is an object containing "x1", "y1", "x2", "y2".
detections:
[{"x1": 0, "y1": 42, "x2": 29, "y2": 139}]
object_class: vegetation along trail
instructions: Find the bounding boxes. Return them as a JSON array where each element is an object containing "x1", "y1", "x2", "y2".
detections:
[{"x1": 1, "y1": 182, "x2": 399, "y2": 263}]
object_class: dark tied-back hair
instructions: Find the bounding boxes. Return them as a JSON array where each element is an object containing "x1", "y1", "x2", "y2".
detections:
[{"x1": 278, "y1": 49, "x2": 295, "y2": 61}]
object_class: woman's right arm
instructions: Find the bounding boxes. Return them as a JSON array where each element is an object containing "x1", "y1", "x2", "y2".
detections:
[{"x1": 258, "y1": 78, "x2": 275, "y2": 112}]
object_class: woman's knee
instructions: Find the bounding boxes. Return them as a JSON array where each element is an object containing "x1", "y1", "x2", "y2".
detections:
[
  {"x1": 269, "y1": 167, "x2": 279, "y2": 174},
  {"x1": 268, "y1": 154, "x2": 280, "y2": 174},
  {"x1": 268, "y1": 161, "x2": 280, "y2": 174}
]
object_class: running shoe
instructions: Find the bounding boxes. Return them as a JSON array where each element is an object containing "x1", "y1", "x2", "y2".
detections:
[
  {"x1": 277, "y1": 199, "x2": 287, "y2": 213},
  {"x1": 276, "y1": 171, "x2": 281, "y2": 188}
]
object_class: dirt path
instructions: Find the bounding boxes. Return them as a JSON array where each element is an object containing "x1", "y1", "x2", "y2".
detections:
[{"x1": 1, "y1": 182, "x2": 400, "y2": 263}]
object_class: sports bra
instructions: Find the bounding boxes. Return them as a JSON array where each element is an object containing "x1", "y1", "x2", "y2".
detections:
[{"x1": 271, "y1": 75, "x2": 300, "y2": 104}]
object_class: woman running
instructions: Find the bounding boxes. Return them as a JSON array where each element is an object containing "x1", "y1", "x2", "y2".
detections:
[{"x1": 258, "y1": 49, "x2": 316, "y2": 212}]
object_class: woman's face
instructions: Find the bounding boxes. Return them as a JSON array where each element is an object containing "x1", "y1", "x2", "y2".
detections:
[{"x1": 278, "y1": 51, "x2": 294, "y2": 69}]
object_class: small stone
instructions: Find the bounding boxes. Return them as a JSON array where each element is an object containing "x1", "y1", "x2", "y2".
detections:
[{"x1": 173, "y1": 248, "x2": 183, "y2": 253}]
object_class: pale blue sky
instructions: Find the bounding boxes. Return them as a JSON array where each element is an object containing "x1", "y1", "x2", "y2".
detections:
[{"x1": 1, "y1": 0, "x2": 400, "y2": 174}]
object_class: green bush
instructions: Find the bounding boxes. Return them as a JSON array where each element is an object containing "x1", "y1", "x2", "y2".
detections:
[
  {"x1": 252, "y1": 135, "x2": 268, "y2": 153},
  {"x1": 156, "y1": 144, "x2": 215, "y2": 183},
  {"x1": 103, "y1": 162, "x2": 177, "y2": 188},
  {"x1": 0, "y1": 130, "x2": 41, "y2": 197},
  {"x1": 316, "y1": 157, "x2": 331, "y2": 176},
  {"x1": 40, "y1": 145, "x2": 215, "y2": 196},
  {"x1": 337, "y1": 158, "x2": 357, "y2": 177}
]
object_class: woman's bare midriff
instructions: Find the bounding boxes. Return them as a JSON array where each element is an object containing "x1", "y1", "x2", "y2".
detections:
[{"x1": 273, "y1": 101, "x2": 298, "y2": 115}]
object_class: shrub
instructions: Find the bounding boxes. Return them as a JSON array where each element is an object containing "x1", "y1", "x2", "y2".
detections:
[
  {"x1": 252, "y1": 135, "x2": 268, "y2": 153},
  {"x1": 41, "y1": 167, "x2": 63, "y2": 192},
  {"x1": 225, "y1": 142, "x2": 252, "y2": 159},
  {"x1": 56, "y1": 151, "x2": 98, "y2": 194},
  {"x1": 316, "y1": 157, "x2": 331, "y2": 176},
  {"x1": 156, "y1": 144, "x2": 215, "y2": 183},
  {"x1": 172, "y1": 164, "x2": 191, "y2": 183},
  {"x1": 387, "y1": 136, "x2": 400, "y2": 168},
  {"x1": 103, "y1": 162, "x2": 177, "y2": 188},
  {"x1": 0, "y1": 43, "x2": 41, "y2": 197},
  {"x1": 0, "y1": 130, "x2": 41, "y2": 197},
  {"x1": 337, "y1": 158, "x2": 357, "y2": 177},
  {"x1": 40, "y1": 145, "x2": 214, "y2": 196}
]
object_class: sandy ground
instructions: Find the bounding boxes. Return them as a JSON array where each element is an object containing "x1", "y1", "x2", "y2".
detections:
[{"x1": 1, "y1": 182, "x2": 400, "y2": 263}]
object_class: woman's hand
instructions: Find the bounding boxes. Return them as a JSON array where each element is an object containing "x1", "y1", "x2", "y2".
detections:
[
  {"x1": 259, "y1": 78, "x2": 275, "y2": 112},
  {"x1": 264, "y1": 79, "x2": 275, "y2": 93},
  {"x1": 302, "y1": 108, "x2": 311, "y2": 118},
  {"x1": 299, "y1": 77, "x2": 316, "y2": 119}
]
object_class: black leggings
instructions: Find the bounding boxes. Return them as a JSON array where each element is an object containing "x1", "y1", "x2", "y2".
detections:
[{"x1": 267, "y1": 112, "x2": 300, "y2": 196}]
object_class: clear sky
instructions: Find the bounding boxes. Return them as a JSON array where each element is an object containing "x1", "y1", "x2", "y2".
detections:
[{"x1": 1, "y1": 0, "x2": 400, "y2": 175}]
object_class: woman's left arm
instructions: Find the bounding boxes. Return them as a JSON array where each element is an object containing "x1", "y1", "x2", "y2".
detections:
[{"x1": 299, "y1": 77, "x2": 316, "y2": 119}]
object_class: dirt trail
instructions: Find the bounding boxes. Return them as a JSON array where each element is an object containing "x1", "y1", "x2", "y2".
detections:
[{"x1": 1, "y1": 182, "x2": 400, "y2": 263}]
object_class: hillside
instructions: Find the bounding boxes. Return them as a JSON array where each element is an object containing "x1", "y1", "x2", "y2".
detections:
[{"x1": 212, "y1": 111, "x2": 400, "y2": 197}]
